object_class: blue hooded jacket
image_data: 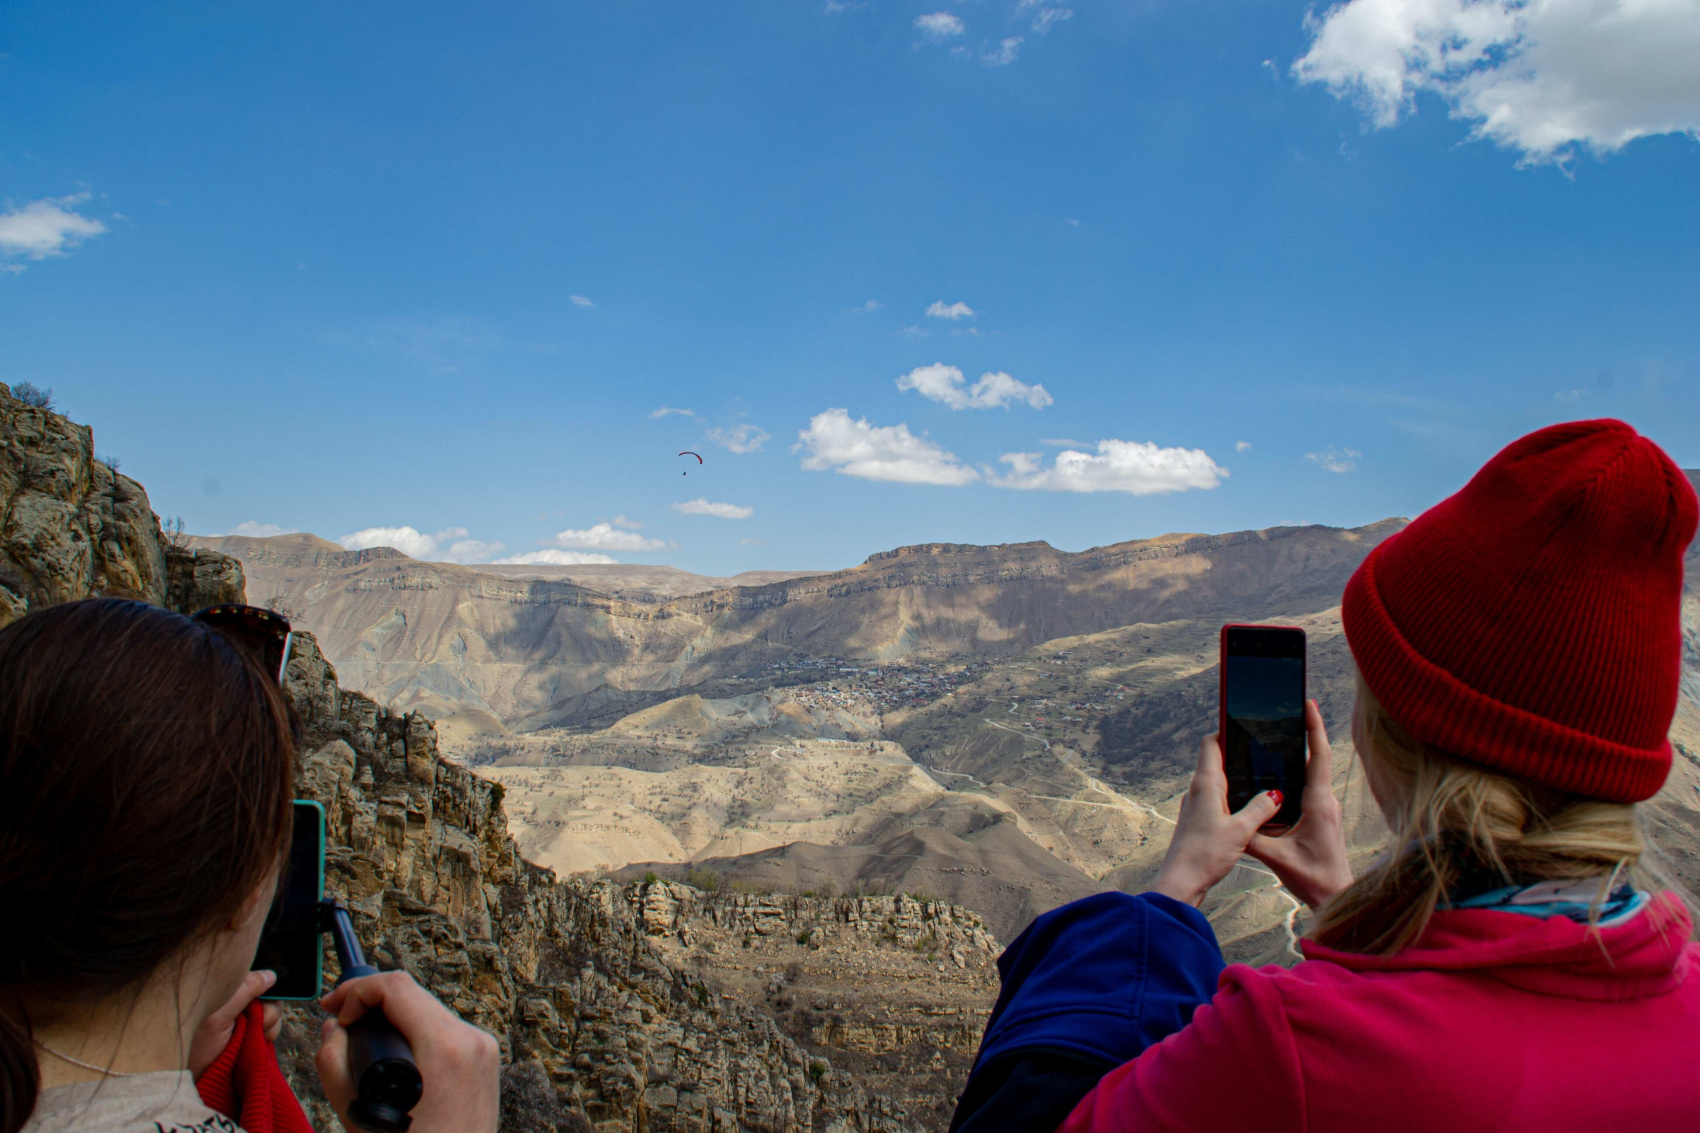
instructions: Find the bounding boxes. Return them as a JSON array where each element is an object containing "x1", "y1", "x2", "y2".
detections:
[{"x1": 950, "y1": 891, "x2": 1225, "y2": 1133}]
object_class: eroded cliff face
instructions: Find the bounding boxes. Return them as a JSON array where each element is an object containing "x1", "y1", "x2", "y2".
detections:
[
  {"x1": 0, "y1": 382, "x2": 244, "y2": 623},
  {"x1": 192, "y1": 518, "x2": 1407, "y2": 728},
  {"x1": 277, "y1": 632, "x2": 932, "y2": 1132}
]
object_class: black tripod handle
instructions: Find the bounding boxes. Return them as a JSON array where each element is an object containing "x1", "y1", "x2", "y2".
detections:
[{"x1": 322, "y1": 902, "x2": 424, "y2": 1133}]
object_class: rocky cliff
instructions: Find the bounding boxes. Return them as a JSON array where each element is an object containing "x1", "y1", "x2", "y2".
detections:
[
  {"x1": 0, "y1": 381, "x2": 243, "y2": 624},
  {"x1": 278, "y1": 632, "x2": 937, "y2": 1132}
]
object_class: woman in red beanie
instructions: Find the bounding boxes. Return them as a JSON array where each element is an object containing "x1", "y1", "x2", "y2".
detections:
[{"x1": 952, "y1": 419, "x2": 1700, "y2": 1133}]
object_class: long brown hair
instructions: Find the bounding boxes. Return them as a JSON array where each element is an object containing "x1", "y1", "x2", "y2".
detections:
[
  {"x1": 1310, "y1": 673, "x2": 1658, "y2": 956},
  {"x1": 0, "y1": 599, "x2": 297, "y2": 1133}
]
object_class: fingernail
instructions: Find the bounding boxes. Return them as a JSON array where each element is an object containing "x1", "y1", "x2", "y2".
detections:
[
  {"x1": 322, "y1": 1017, "x2": 337, "y2": 1037},
  {"x1": 1268, "y1": 790, "x2": 1283, "y2": 805},
  {"x1": 260, "y1": 970, "x2": 276, "y2": 986}
]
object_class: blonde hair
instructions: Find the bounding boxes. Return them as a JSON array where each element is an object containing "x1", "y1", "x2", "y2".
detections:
[{"x1": 1310, "y1": 673, "x2": 1664, "y2": 957}]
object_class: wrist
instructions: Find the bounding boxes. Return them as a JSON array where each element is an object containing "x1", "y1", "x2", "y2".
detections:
[{"x1": 1150, "y1": 867, "x2": 1210, "y2": 907}]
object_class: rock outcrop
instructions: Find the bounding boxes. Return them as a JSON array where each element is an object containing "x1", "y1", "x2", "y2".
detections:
[
  {"x1": 278, "y1": 632, "x2": 931, "y2": 1131},
  {"x1": 0, "y1": 381, "x2": 243, "y2": 624}
]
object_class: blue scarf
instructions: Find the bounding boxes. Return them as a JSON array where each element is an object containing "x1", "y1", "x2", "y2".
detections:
[{"x1": 1451, "y1": 876, "x2": 1648, "y2": 926}]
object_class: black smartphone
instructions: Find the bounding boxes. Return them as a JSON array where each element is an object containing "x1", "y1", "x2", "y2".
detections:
[
  {"x1": 1219, "y1": 625, "x2": 1307, "y2": 827},
  {"x1": 254, "y1": 799, "x2": 326, "y2": 1001}
]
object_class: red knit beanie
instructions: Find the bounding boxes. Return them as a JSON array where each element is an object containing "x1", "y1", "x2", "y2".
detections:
[{"x1": 1342, "y1": 419, "x2": 1697, "y2": 803}]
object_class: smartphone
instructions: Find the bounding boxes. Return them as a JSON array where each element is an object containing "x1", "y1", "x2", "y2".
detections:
[
  {"x1": 1219, "y1": 625, "x2": 1306, "y2": 827},
  {"x1": 254, "y1": 799, "x2": 326, "y2": 1001}
]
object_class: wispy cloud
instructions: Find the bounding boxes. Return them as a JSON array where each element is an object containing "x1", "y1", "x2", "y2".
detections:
[
  {"x1": 897, "y1": 363, "x2": 1053, "y2": 410},
  {"x1": 570, "y1": 294, "x2": 595, "y2": 308},
  {"x1": 915, "y1": 11, "x2": 966, "y2": 36},
  {"x1": 0, "y1": 192, "x2": 109, "y2": 268},
  {"x1": 493, "y1": 549, "x2": 618, "y2": 565},
  {"x1": 225, "y1": 521, "x2": 297, "y2": 538},
  {"x1": 611, "y1": 514, "x2": 644, "y2": 529},
  {"x1": 672, "y1": 498, "x2": 754, "y2": 519},
  {"x1": 1305, "y1": 446, "x2": 1361, "y2": 474},
  {"x1": 926, "y1": 300, "x2": 976, "y2": 320},
  {"x1": 651, "y1": 405, "x2": 697, "y2": 419},
  {"x1": 1292, "y1": 0, "x2": 1700, "y2": 164},
  {"x1": 329, "y1": 315, "x2": 548, "y2": 374},
  {"x1": 1235, "y1": 440, "x2": 1254, "y2": 453},
  {"x1": 542, "y1": 522, "x2": 668, "y2": 551},
  {"x1": 706, "y1": 423, "x2": 771, "y2": 453},
  {"x1": 990, "y1": 440, "x2": 1229, "y2": 495},
  {"x1": 796, "y1": 408, "x2": 979, "y2": 486},
  {"x1": 981, "y1": 37, "x2": 1023, "y2": 66},
  {"x1": 1030, "y1": 7, "x2": 1071, "y2": 34},
  {"x1": 849, "y1": 299, "x2": 883, "y2": 313},
  {"x1": 1040, "y1": 437, "x2": 1090, "y2": 448},
  {"x1": 338, "y1": 524, "x2": 506, "y2": 563}
]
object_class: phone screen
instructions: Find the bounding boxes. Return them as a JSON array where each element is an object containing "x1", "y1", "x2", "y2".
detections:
[
  {"x1": 253, "y1": 800, "x2": 325, "y2": 1001},
  {"x1": 1220, "y1": 626, "x2": 1306, "y2": 826}
]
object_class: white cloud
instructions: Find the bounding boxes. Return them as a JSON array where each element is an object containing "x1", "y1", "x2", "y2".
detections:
[
  {"x1": 983, "y1": 37, "x2": 1023, "y2": 66},
  {"x1": 925, "y1": 300, "x2": 976, "y2": 320},
  {"x1": 1293, "y1": 0, "x2": 1700, "y2": 163},
  {"x1": 1306, "y1": 446, "x2": 1362, "y2": 473},
  {"x1": 338, "y1": 525, "x2": 507, "y2": 563},
  {"x1": 990, "y1": 440, "x2": 1229, "y2": 495},
  {"x1": 226, "y1": 521, "x2": 295, "y2": 538},
  {"x1": 915, "y1": 12, "x2": 966, "y2": 36},
  {"x1": 897, "y1": 363, "x2": 1054, "y2": 410},
  {"x1": 706, "y1": 423, "x2": 772, "y2": 453},
  {"x1": 1032, "y1": 8, "x2": 1072, "y2": 34},
  {"x1": 543, "y1": 522, "x2": 668, "y2": 551},
  {"x1": 494, "y1": 549, "x2": 619, "y2": 565},
  {"x1": 611, "y1": 514, "x2": 643, "y2": 529},
  {"x1": 1236, "y1": 440, "x2": 1254, "y2": 452},
  {"x1": 570, "y1": 294, "x2": 595, "y2": 308},
  {"x1": 852, "y1": 299, "x2": 882, "y2": 313},
  {"x1": 739, "y1": 537, "x2": 767, "y2": 546},
  {"x1": 1040, "y1": 437, "x2": 1090, "y2": 447},
  {"x1": 795, "y1": 408, "x2": 979, "y2": 486},
  {"x1": 651, "y1": 405, "x2": 696, "y2": 418},
  {"x1": 672, "y1": 498, "x2": 755, "y2": 519},
  {"x1": 0, "y1": 193, "x2": 109, "y2": 265}
]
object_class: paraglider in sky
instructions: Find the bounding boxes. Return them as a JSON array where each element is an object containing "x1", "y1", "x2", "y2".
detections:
[{"x1": 679, "y1": 450, "x2": 702, "y2": 475}]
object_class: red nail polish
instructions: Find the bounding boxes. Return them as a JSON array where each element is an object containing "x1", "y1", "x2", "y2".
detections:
[{"x1": 1268, "y1": 790, "x2": 1283, "y2": 806}]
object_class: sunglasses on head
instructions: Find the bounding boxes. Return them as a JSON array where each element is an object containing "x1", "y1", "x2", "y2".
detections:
[{"x1": 192, "y1": 604, "x2": 294, "y2": 685}]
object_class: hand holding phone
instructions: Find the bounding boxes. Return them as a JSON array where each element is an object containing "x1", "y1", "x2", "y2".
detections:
[
  {"x1": 1243, "y1": 699, "x2": 1355, "y2": 909},
  {"x1": 1150, "y1": 730, "x2": 1286, "y2": 906}
]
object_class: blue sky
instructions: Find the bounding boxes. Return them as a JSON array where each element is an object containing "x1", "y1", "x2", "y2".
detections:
[{"x1": 4, "y1": 0, "x2": 1697, "y2": 574}]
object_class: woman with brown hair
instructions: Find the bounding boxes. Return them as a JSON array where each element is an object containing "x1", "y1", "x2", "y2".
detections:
[
  {"x1": 952, "y1": 419, "x2": 1700, "y2": 1132},
  {"x1": 0, "y1": 599, "x2": 500, "y2": 1133}
]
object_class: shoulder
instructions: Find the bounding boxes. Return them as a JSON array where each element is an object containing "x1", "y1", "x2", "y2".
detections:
[
  {"x1": 1057, "y1": 963, "x2": 1308, "y2": 1133},
  {"x1": 22, "y1": 1073, "x2": 248, "y2": 1133}
]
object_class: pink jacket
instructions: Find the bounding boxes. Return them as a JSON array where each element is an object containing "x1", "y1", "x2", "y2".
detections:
[{"x1": 1059, "y1": 896, "x2": 1700, "y2": 1132}]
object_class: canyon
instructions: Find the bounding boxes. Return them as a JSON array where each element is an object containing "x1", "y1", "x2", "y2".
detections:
[{"x1": 9, "y1": 382, "x2": 1700, "y2": 1130}]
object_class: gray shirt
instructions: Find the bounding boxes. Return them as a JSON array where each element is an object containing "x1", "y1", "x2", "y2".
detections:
[{"x1": 21, "y1": 1071, "x2": 248, "y2": 1133}]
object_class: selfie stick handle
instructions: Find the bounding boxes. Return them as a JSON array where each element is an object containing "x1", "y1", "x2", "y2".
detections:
[{"x1": 322, "y1": 901, "x2": 424, "y2": 1133}]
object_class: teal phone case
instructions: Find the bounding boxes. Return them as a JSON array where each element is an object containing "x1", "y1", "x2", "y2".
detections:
[{"x1": 255, "y1": 799, "x2": 326, "y2": 1000}]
